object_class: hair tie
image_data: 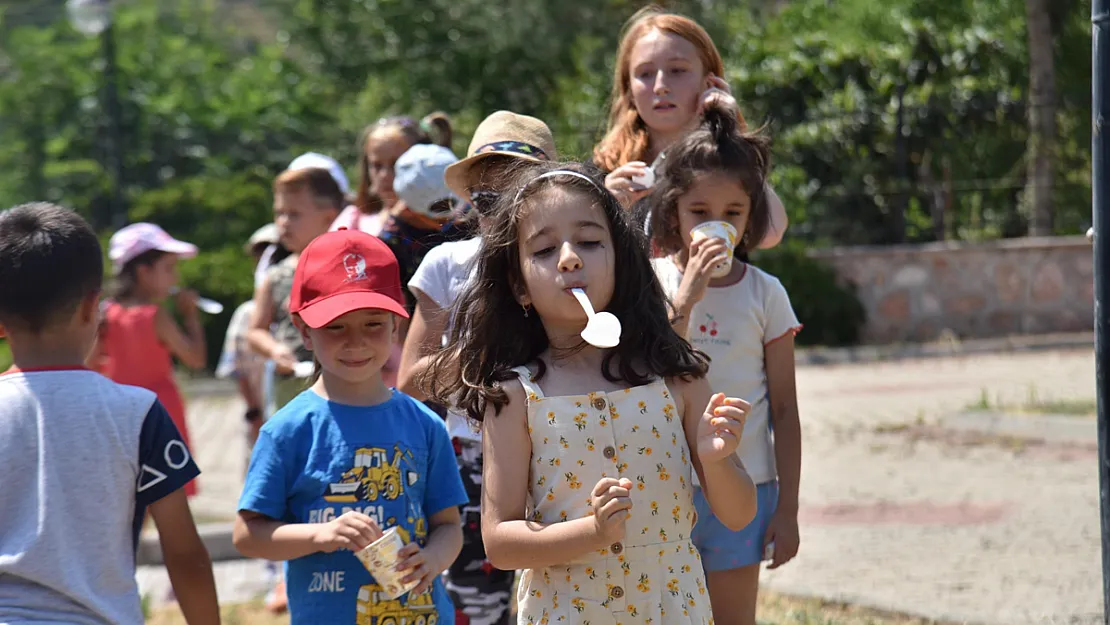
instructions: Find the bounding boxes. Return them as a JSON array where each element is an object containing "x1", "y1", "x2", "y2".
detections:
[{"x1": 514, "y1": 170, "x2": 605, "y2": 205}]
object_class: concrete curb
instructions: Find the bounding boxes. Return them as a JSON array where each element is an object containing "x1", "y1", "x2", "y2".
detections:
[
  {"x1": 139, "y1": 523, "x2": 241, "y2": 565},
  {"x1": 795, "y1": 332, "x2": 1092, "y2": 366}
]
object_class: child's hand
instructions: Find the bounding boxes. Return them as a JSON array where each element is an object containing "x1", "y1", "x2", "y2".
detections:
[
  {"x1": 312, "y1": 512, "x2": 382, "y2": 553},
  {"x1": 697, "y1": 393, "x2": 748, "y2": 465},
  {"x1": 395, "y1": 542, "x2": 439, "y2": 596},
  {"x1": 590, "y1": 477, "x2": 634, "y2": 544},
  {"x1": 271, "y1": 343, "x2": 297, "y2": 376},
  {"x1": 763, "y1": 510, "x2": 799, "y2": 569},
  {"x1": 676, "y1": 236, "x2": 731, "y2": 307},
  {"x1": 173, "y1": 288, "x2": 200, "y2": 315}
]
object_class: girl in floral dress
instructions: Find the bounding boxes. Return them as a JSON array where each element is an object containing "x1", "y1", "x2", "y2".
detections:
[{"x1": 425, "y1": 162, "x2": 758, "y2": 624}]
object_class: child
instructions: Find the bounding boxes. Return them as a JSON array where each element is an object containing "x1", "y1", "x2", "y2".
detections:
[
  {"x1": 248, "y1": 166, "x2": 343, "y2": 414},
  {"x1": 97, "y1": 222, "x2": 208, "y2": 497},
  {"x1": 424, "y1": 162, "x2": 758, "y2": 625},
  {"x1": 342, "y1": 113, "x2": 454, "y2": 236},
  {"x1": 216, "y1": 223, "x2": 285, "y2": 452},
  {"x1": 399, "y1": 110, "x2": 558, "y2": 625},
  {"x1": 0, "y1": 203, "x2": 218, "y2": 624},
  {"x1": 648, "y1": 103, "x2": 802, "y2": 625},
  {"x1": 233, "y1": 229, "x2": 468, "y2": 624}
]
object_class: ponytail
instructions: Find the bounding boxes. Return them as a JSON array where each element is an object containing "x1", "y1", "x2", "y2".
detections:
[{"x1": 420, "y1": 112, "x2": 453, "y2": 148}]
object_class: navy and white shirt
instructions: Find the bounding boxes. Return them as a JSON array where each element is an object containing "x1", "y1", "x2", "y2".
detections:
[{"x1": 0, "y1": 367, "x2": 199, "y2": 625}]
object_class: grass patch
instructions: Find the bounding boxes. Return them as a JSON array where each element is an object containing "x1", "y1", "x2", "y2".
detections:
[
  {"x1": 147, "y1": 591, "x2": 949, "y2": 625},
  {"x1": 968, "y1": 386, "x2": 1095, "y2": 417}
]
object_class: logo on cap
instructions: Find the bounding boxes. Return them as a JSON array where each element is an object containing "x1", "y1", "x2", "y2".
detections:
[{"x1": 344, "y1": 254, "x2": 368, "y2": 282}]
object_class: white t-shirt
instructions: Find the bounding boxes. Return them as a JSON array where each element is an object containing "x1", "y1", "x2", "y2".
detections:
[
  {"x1": 408, "y1": 237, "x2": 482, "y2": 441},
  {"x1": 652, "y1": 257, "x2": 801, "y2": 484}
]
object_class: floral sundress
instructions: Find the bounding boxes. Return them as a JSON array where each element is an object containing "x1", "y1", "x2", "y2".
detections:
[{"x1": 511, "y1": 366, "x2": 714, "y2": 625}]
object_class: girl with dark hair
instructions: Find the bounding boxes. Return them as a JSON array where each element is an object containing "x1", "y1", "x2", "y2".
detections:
[
  {"x1": 649, "y1": 102, "x2": 803, "y2": 625},
  {"x1": 425, "y1": 161, "x2": 757, "y2": 625}
]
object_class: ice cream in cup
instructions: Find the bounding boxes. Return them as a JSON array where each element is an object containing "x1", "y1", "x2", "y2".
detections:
[
  {"x1": 354, "y1": 527, "x2": 418, "y2": 600},
  {"x1": 689, "y1": 221, "x2": 739, "y2": 278}
]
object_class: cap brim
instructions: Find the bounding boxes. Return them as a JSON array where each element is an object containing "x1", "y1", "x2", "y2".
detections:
[
  {"x1": 155, "y1": 240, "x2": 198, "y2": 258},
  {"x1": 297, "y1": 291, "x2": 409, "y2": 329},
  {"x1": 445, "y1": 151, "x2": 543, "y2": 200}
]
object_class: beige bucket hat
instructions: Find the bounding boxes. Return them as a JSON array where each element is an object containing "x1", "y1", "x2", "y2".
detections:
[{"x1": 444, "y1": 110, "x2": 558, "y2": 199}]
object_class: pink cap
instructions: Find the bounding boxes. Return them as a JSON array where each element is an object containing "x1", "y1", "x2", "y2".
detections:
[{"x1": 109, "y1": 223, "x2": 198, "y2": 272}]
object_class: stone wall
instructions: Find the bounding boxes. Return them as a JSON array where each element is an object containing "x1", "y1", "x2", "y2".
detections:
[{"x1": 808, "y1": 236, "x2": 1092, "y2": 343}]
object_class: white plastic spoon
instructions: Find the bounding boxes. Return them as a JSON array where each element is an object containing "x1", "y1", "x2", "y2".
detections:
[
  {"x1": 570, "y1": 288, "x2": 621, "y2": 348},
  {"x1": 169, "y1": 287, "x2": 224, "y2": 315}
]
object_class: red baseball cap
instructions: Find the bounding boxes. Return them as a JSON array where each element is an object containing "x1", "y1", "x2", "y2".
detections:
[{"x1": 289, "y1": 228, "x2": 409, "y2": 328}]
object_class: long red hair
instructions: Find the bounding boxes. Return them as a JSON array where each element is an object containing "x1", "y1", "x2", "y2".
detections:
[{"x1": 592, "y1": 6, "x2": 744, "y2": 172}]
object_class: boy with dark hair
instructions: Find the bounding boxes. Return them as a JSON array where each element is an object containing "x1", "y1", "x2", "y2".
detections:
[{"x1": 0, "y1": 203, "x2": 219, "y2": 625}]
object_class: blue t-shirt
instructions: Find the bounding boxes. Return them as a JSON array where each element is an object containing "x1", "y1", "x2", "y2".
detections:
[{"x1": 238, "y1": 389, "x2": 468, "y2": 624}]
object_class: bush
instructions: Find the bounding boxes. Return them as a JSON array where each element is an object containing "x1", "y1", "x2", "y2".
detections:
[
  {"x1": 0, "y1": 339, "x2": 10, "y2": 371},
  {"x1": 750, "y1": 243, "x2": 866, "y2": 347}
]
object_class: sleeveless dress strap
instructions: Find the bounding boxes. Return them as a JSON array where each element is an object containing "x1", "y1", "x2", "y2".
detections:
[{"x1": 510, "y1": 366, "x2": 544, "y2": 400}]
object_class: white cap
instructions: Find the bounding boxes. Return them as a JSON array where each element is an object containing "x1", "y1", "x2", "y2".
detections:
[
  {"x1": 288, "y1": 152, "x2": 350, "y2": 195},
  {"x1": 393, "y1": 144, "x2": 459, "y2": 218},
  {"x1": 109, "y1": 223, "x2": 198, "y2": 272}
]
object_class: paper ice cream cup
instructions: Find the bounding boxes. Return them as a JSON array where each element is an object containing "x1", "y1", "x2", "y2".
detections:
[
  {"x1": 689, "y1": 221, "x2": 739, "y2": 278},
  {"x1": 354, "y1": 527, "x2": 418, "y2": 600}
]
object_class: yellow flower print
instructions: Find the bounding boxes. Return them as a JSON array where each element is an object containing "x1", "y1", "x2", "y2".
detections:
[
  {"x1": 638, "y1": 400, "x2": 647, "y2": 414},
  {"x1": 559, "y1": 436, "x2": 569, "y2": 449},
  {"x1": 619, "y1": 443, "x2": 628, "y2": 451},
  {"x1": 636, "y1": 475, "x2": 646, "y2": 491},
  {"x1": 574, "y1": 413, "x2": 588, "y2": 430},
  {"x1": 681, "y1": 448, "x2": 688, "y2": 465},
  {"x1": 682, "y1": 564, "x2": 692, "y2": 573},
  {"x1": 667, "y1": 578, "x2": 680, "y2": 595},
  {"x1": 659, "y1": 528, "x2": 669, "y2": 541},
  {"x1": 610, "y1": 406, "x2": 621, "y2": 419},
  {"x1": 547, "y1": 411, "x2": 556, "y2": 425},
  {"x1": 545, "y1": 488, "x2": 555, "y2": 501},
  {"x1": 679, "y1": 476, "x2": 686, "y2": 489},
  {"x1": 564, "y1": 472, "x2": 582, "y2": 490},
  {"x1": 528, "y1": 391, "x2": 539, "y2": 402},
  {"x1": 662, "y1": 403, "x2": 675, "y2": 422},
  {"x1": 637, "y1": 573, "x2": 651, "y2": 593},
  {"x1": 665, "y1": 451, "x2": 672, "y2": 459},
  {"x1": 549, "y1": 457, "x2": 561, "y2": 467},
  {"x1": 559, "y1": 510, "x2": 568, "y2": 522},
  {"x1": 641, "y1": 526, "x2": 649, "y2": 535},
  {"x1": 531, "y1": 589, "x2": 542, "y2": 598},
  {"x1": 652, "y1": 425, "x2": 661, "y2": 439},
  {"x1": 571, "y1": 597, "x2": 585, "y2": 613},
  {"x1": 631, "y1": 425, "x2": 640, "y2": 433},
  {"x1": 656, "y1": 463, "x2": 671, "y2": 481},
  {"x1": 697, "y1": 577, "x2": 706, "y2": 595},
  {"x1": 543, "y1": 570, "x2": 551, "y2": 584},
  {"x1": 527, "y1": 424, "x2": 533, "y2": 435},
  {"x1": 628, "y1": 605, "x2": 639, "y2": 617},
  {"x1": 585, "y1": 438, "x2": 595, "y2": 452},
  {"x1": 650, "y1": 501, "x2": 659, "y2": 515},
  {"x1": 686, "y1": 592, "x2": 697, "y2": 607},
  {"x1": 638, "y1": 446, "x2": 653, "y2": 456},
  {"x1": 575, "y1": 400, "x2": 583, "y2": 408},
  {"x1": 542, "y1": 436, "x2": 549, "y2": 445},
  {"x1": 616, "y1": 461, "x2": 629, "y2": 472},
  {"x1": 573, "y1": 583, "x2": 581, "y2": 592},
  {"x1": 577, "y1": 459, "x2": 585, "y2": 467},
  {"x1": 672, "y1": 432, "x2": 678, "y2": 447},
  {"x1": 531, "y1": 510, "x2": 544, "y2": 522},
  {"x1": 672, "y1": 505, "x2": 682, "y2": 524},
  {"x1": 585, "y1": 567, "x2": 596, "y2": 579}
]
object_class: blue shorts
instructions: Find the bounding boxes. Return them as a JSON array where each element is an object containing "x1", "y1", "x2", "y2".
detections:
[{"x1": 691, "y1": 482, "x2": 779, "y2": 571}]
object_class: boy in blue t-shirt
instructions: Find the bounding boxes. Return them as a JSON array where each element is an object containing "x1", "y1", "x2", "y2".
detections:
[
  {"x1": 234, "y1": 228, "x2": 467, "y2": 623},
  {"x1": 0, "y1": 203, "x2": 218, "y2": 625}
]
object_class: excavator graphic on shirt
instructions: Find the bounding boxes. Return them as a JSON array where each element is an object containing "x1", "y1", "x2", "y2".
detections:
[{"x1": 324, "y1": 446, "x2": 419, "y2": 504}]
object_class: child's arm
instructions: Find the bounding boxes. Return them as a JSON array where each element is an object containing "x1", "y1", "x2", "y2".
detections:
[
  {"x1": 394, "y1": 506, "x2": 463, "y2": 595},
  {"x1": 763, "y1": 333, "x2": 801, "y2": 568},
  {"x1": 233, "y1": 510, "x2": 382, "y2": 561},
  {"x1": 246, "y1": 276, "x2": 296, "y2": 375},
  {"x1": 481, "y1": 381, "x2": 630, "y2": 571},
  {"x1": 148, "y1": 489, "x2": 220, "y2": 625},
  {"x1": 397, "y1": 289, "x2": 448, "y2": 401},
  {"x1": 669, "y1": 237, "x2": 731, "y2": 338},
  {"x1": 154, "y1": 290, "x2": 206, "y2": 369},
  {"x1": 757, "y1": 185, "x2": 789, "y2": 249},
  {"x1": 676, "y1": 375, "x2": 758, "y2": 531}
]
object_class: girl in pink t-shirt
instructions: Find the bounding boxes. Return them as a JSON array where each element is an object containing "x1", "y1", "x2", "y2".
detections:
[{"x1": 95, "y1": 223, "x2": 208, "y2": 497}]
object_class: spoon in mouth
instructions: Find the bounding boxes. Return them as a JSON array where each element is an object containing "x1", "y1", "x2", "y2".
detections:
[{"x1": 570, "y1": 288, "x2": 621, "y2": 348}]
